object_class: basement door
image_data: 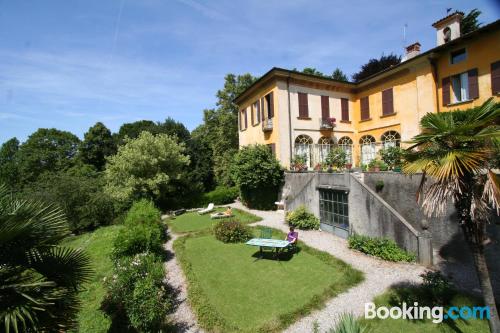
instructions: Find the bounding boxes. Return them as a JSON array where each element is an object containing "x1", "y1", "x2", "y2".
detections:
[{"x1": 319, "y1": 188, "x2": 349, "y2": 238}]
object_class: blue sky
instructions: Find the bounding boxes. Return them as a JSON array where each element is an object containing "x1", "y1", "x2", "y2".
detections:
[{"x1": 1, "y1": 0, "x2": 499, "y2": 144}]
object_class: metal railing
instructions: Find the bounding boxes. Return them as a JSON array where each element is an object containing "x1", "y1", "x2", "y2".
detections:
[{"x1": 319, "y1": 118, "x2": 334, "y2": 130}]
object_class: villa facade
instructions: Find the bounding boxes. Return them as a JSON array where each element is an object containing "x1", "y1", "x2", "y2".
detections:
[{"x1": 235, "y1": 13, "x2": 500, "y2": 169}]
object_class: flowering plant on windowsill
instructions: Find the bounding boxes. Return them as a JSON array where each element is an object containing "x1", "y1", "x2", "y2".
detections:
[{"x1": 328, "y1": 117, "x2": 336, "y2": 126}]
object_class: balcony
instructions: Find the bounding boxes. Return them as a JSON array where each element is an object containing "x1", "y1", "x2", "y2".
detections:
[
  {"x1": 262, "y1": 118, "x2": 273, "y2": 132},
  {"x1": 320, "y1": 117, "x2": 335, "y2": 130}
]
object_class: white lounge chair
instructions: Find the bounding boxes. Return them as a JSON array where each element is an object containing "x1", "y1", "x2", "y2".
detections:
[{"x1": 198, "y1": 203, "x2": 214, "y2": 215}]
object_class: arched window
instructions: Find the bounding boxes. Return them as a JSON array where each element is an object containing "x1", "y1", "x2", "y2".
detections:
[
  {"x1": 359, "y1": 135, "x2": 376, "y2": 165},
  {"x1": 318, "y1": 136, "x2": 334, "y2": 163},
  {"x1": 338, "y1": 136, "x2": 353, "y2": 164},
  {"x1": 294, "y1": 135, "x2": 313, "y2": 168},
  {"x1": 318, "y1": 136, "x2": 334, "y2": 145},
  {"x1": 381, "y1": 131, "x2": 401, "y2": 149}
]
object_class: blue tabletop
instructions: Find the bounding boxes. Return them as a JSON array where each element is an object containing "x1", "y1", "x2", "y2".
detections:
[{"x1": 246, "y1": 238, "x2": 290, "y2": 248}]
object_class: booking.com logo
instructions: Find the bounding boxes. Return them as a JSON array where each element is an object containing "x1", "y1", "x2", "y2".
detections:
[{"x1": 365, "y1": 302, "x2": 490, "y2": 323}]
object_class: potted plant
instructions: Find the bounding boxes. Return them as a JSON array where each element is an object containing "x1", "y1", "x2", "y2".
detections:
[
  {"x1": 326, "y1": 147, "x2": 347, "y2": 172},
  {"x1": 379, "y1": 146, "x2": 405, "y2": 171},
  {"x1": 291, "y1": 154, "x2": 308, "y2": 172},
  {"x1": 345, "y1": 163, "x2": 352, "y2": 171}
]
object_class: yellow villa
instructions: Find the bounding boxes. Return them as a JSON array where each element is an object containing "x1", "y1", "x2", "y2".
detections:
[{"x1": 235, "y1": 12, "x2": 500, "y2": 169}]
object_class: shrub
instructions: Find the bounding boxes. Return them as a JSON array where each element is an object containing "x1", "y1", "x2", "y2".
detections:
[
  {"x1": 327, "y1": 313, "x2": 369, "y2": 333},
  {"x1": 379, "y1": 146, "x2": 405, "y2": 170},
  {"x1": 348, "y1": 234, "x2": 416, "y2": 262},
  {"x1": 286, "y1": 205, "x2": 320, "y2": 230},
  {"x1": 201, "y1": 186, "x2": 238, "y2": 205},
  {"x1": 213, "y1": 219, "x2": 253, "y2": 243},
  {"x1": 326, "y1": 147, "x2": 347, "y2": 169},
  {"x1": 112, "y1": 224, "x2": 165, "y2": 259},
  {"x1": 231, "y1": 144, "x2": 284, "y2": 210},
  {"x1": 124, "y1": 199, "x2": 161, "y2": 227},
  {"x1": 375, "y1": 180, "x2": 384, "y2": 192},
  {"x1": 420, "y1": 270, "x2": 454, "y2": 304}
]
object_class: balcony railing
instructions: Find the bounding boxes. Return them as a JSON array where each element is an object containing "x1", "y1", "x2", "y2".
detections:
[
  {"x1": 262, "y1": 118, "x2": 273, "y2": 132},
  {"x1": 320, "y1": 118, "x2": 335, "y2": 130}
]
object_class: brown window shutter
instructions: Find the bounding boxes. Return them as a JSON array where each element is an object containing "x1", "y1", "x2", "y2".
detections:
[
  {"x1": 491, "y1": 61, "x2": 500, "y2": 94},
  {"x1": 442, "y1": 77, "x2": 450, "y2": 106},
  {"x1": 268, "y1": 143, "x2": 276, "y2": 156},
  {"x1": 298, "y1": 92, "x2": 309, "y2": 117},
  {"x1": 360, "y1": 96, "x2": 370, "y2": 120},
  {"x1": 239, "y1": 110, "x2": 242, "y2": 131},
  {"x1": 382, "y1": 88, "x2": 394, "y2": 115},
  {"x1": 251, "y1": 105, "x2": 255, "y2": 126},
  {"x1": 468, "y1": 68, "x2": 479, "y2": 99},
  {"x1": 269, "y1": 92, "x2": 274, "y2": 118},
  {"x1": 256, "y1": 101, "x2": 260, "y2": 123},
  {"x1": 244, "y1": 109, "x2": 247, "y2": 129},
  {"x1": 341, "y1": 98, "x2": 349, "y2": 121},
  {"x1": 321, "y1": 96, "x2": 329, "y2": 118}
]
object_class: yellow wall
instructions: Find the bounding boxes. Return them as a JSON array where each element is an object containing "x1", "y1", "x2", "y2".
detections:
[{"x1": 437, "y1": 29, "x2": 500, "y2": 111}]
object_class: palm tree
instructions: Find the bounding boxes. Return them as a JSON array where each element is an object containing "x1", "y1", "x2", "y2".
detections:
[
  {"x1": 404, "y1": 98, "x2": 500, "y2": 332},
  {"x1": 0, "y1": 184, "x2": 92, "y2": 332}
]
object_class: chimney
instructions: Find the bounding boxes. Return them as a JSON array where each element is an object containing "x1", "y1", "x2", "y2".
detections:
[
  {"x1": 432, "y1": 11, "x2": 464, "y2": 46},
  {"x1": 404, "y1": 42, "x2": 421, "y2": 60}
]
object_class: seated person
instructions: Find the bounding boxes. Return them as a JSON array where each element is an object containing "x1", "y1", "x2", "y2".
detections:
[
  {"x1": 286, "y1": 226, "x2": 298, "y2": 244},
  {"x1": 211, "y1": 207, "x2": 233, "y2": 219},
  {"x1": 224, "y1": 207, "x2": 232, "y2": 216}
]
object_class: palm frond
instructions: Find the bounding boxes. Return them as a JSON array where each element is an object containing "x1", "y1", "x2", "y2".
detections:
[{"x1": 483, "y1": 170, "x2": 500, "y2": 214}]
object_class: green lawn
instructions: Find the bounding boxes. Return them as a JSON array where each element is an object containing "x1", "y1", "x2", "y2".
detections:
[
  {"x1": 167, "y1": 207, "x2": 262, "y2": 233},
  {"x1": 174, "y1": 228, "x2": 363, "y2": 332},
  {"x1": 63, "y1": 225, "x2": 123, "y2": 333},
  {"x1": 360, "y1": 287, "x2": 489, "y2": 332}
]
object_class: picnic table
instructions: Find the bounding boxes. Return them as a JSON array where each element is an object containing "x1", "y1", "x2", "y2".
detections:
[{"x1": 246, "y1": 238, "x2": 290, "y2": 259}]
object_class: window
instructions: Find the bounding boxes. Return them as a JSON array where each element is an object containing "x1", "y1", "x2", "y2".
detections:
[
  {"x1": 338, "y1": 136, "x2": 353, "y2": 164},
  {"x1": 321, "y1": 95, "x2": 330, "y2": 119},
  {"x1": 360, "y1": 96, "x2": 370, "y2": 120},
  {"x1": 443, "y1": 27, "x2": 451, "y2": 43},
  {"x1": 319, "y1": 189, "x2": 349, "y2": 229},
  {"x1": 382, "y1": 88, "x2": 394, "y2": 115},
  {"x1": 381, "y1": 131, "x2": 400, "y2": 149},
  {"x1": 318, "y1": 136, "x2": 333, "y2": 163},
  {"x1": 264, "y1": 92, "x2": 274, "y2": 119},
  {"x1": 341, "y1": 98, "x2": 349, "y2": 121},
  {"x1": 451, "y1": 72, "x2": 469, "y2": 102},
  {"x1": 294, "y1": 134, "x2": 313, "y2": 168},
  {"x1": 492, "y1": 61, "x2": 500, "y2": 94},
  {"x1": 267, "y1": 143, "x2": 276, "y2": 156},
  {"x1": 450, "y1": 48, "x2": 466, "y2": 64},
  {"x1": 298, "y1": 92, "x2": 309, "y2": 118},
  {"x1": 252, "y1": 101, "x2": 260, "y2": 125},
  {"x1": 359, "y1": 135, "x2": 376, "y2": 165},
  {"x1": 239, "y1": 108, "x2": 247, "y2": 130}
]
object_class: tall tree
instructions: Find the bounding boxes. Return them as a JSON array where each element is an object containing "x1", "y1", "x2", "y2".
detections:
[
  {"x1": 80, "y1": 122, "x2": 116, "y2": 170},
  {"x1": 301, "y1": 67, "x2": 325, "y2": 77},
  {"x1": 158, "y1": 117, "x2": 191, "y2": 143},
  {"x1": 203, "y1": 73, "x2": 257, "y2": 186},
  {"x1": 352, "y1": 53, "x2": 401, "y2": 82},
  {"x1": 189, "y1": 124, "x2": 215, "y2": 192},
  {"x1": 404, "y1": 99, "x2": 500, "y2": 333},
  {"x1": 17, "y1": 128, "x2": 80, "y2": 183},
  {"x1": 0, "y1": 184, "x2": 92, "y2": 332},
  {"x1": 461, "y1": 9, "x2": 482, "y2": 35},
  {"x1": 114, "y1": 120, "x2": 158, "y2": 145},
  {"x1": 331, "y1": 68, "x2": 349, "y2": 82},
  {"x1": 0, "y1": 138, "x2": 20, "y2": 188}
]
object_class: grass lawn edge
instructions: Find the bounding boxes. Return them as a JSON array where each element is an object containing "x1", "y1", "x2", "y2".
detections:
[{"x1": 173, "y1": 226, "x2": 364, "y2": 332}]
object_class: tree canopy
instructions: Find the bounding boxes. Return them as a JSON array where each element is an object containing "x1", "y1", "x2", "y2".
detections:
[
  {"x1": 0, "y1": 137, "x2": 20, "y2": 188},
  {"x1": 352, "y1": 53, "x2": 401, "y2": 82},
  {"x1": 331, "y1": 68, "x2": 349, "y2": 82},
  {"x1": 461, "y1": 9, "x2": 482, "y2": 35},
  {"x1": 80, "y1": 122, "x2": 116, "y2": 170}
]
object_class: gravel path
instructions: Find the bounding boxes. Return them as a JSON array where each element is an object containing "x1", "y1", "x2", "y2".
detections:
[
  {"x1": 163, "y1": 233, "x2": 204, "y2": 333},
  {"x1": 231, "y1": 202, "x2": 427, "y2": 333}
]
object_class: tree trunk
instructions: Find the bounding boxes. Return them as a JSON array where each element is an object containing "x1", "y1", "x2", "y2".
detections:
[{"x1": 469, "y1": 242, "x2": 500, "y2": 333}]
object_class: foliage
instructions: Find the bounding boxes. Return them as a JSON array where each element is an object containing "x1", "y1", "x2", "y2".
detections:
[
  {"x1": 379, "y1": 146, "x2": 405, "y2": 170},
  {"x1": 104, "y1": 131, "x2": 190, "y2": 206},
  {"x1": 112, "y1": 223, "x2": 165, "y2": 259},
  {"x1": 348, "y1": 234, "x2": 416, "y2": 262},
  {"x1": 113, "y1": 120, "x2": 159, "y2": 145},
  {"x1": 0, "y1": 184, "x2": 92, "y2": 333},
  {"x1": 461, "y1": 9, "x2": 482, "y2": 35},
  {"x1": 0, "y1": 137, "x2": 20, "y2": 188},
  {"x1": 326, "y1": 147, "x2": 348, "y2": 169},
  {"x1": 331, "y1": 68, "x2": 349, "y2": 82},
  {"x1": 21, "y1": 166, "x2": 116, "y2": 233},
  {"x1": 327, "y1": 313, "x2": 369, "y2": 333},
  {"x1": 420, "y1": 271, "x2": 454, "y2": 304},
  {"x1": 104, "y1": 253, "x2": 171, "y2": 332},
  {"x1": 367, "y1": 159, "x2": 388, "y2": 171},
  {"x1": 200, "y1": 186, "x2": 239, "y2": 205},
  {"x1": 291, "y1": 154, "x2": 308, "y2": 171},
  {"x1": 124, "y1": 199, "x2": 161, "y2": 227},
  {"x1": 286, "y1": 205, "x2": 320, "y2": 230},
  {"x1": 188, "y1": 126, "x2": 216, "y2": 192},
  {"x1": 79, "y1": 122, "x2": 117, "y2": 170},
  {"x1": 174, "y1": 228, "x2": 363, "y2": 332},
  {"x1": 16, "y1": 128, "x2": 80, "y2": 183},
  {"x1": 375, "y1": 180, "x2": 384, "y2": 192},
  {"x1": 213, "y1": 219, "x2": 253, "y2": 243},
  {"x1": 231, "y1": 144, "x2": 284, "y2": 210},
  {"x1": 352, "y1": 53, "x2": 401, "y2": 82},
  {"x1": 202, "y1": 73, "x2": 257, "y2": 186}
]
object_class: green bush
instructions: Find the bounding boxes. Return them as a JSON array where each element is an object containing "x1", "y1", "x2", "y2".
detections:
[
  {"x1": 201, "y1": 186, "x2": 238, "y2": 205},
  {"x1": 286, "y1": 205, "x2": 320, "y2": 230},
  {"x1": 420, "y1": 271, "x2": 454, "y2": 304},
  {"x1": 104, "y1": 253, "x2": 172, "y2": 332},
  {"x1": 326, "y1": 147, "x2": 347, "y2": 169},
  {"x1": 213, "y1": 219, "x2": 253, "y2": 243},
  {"x1": 379, "y1": 146, "x2": 405, "y2": 170},
  {"x1": 124, "y1": 199, "x2": 161, "y2": 226},
  {"x1": 112, "y1": 224, "x2": 165, "y2": 259},
  {"x1": 231, "y1": 144, "x2": 284, "y2": 210},
  {"x1": 327, "y1": 313, "x2": 369, "y2": 333},
  {"x1": 348, "y1": 234, "x2": 416, "y2": 262}
]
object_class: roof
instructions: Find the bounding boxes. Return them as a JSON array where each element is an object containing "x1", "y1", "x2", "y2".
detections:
[
  {"x1": 431, "y1": 11, "x2": 464, "y2": 28},
  {"x1": 234, "y1": 18, "x2": 500, "y2": 105}
]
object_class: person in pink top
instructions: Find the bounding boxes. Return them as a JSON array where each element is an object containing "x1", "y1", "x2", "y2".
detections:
[{"x1": 286, "y1": 226, "x2": 298, "y2": 244}]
